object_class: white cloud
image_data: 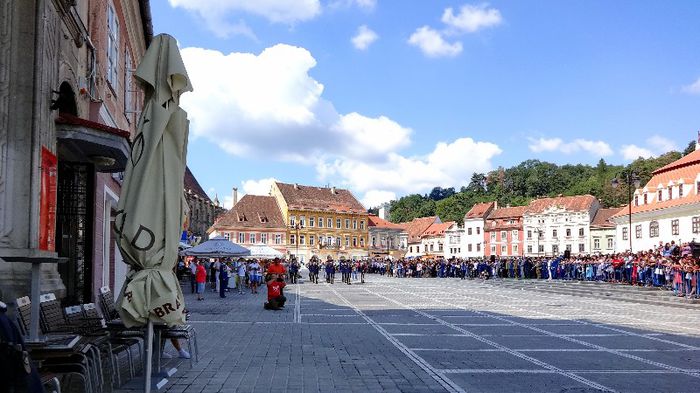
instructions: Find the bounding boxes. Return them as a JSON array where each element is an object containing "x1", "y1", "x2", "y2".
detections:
[
  {"x1": 351, "y1": 25, "x2": 379, "y2": 50},
  {"x1": 681, "y1": 77, "x2": 700, "y2": 95},
  {"x1": 408, "y1": 26, "x2": 463, "y2": 58},
  {"x1": 362, "y1": 190, "x2": 396, "y2": 208},
  {"x1": 241, "y1": 178, "x2": 277, "y2": 196},
  {"x1": 168, "y1": 0, "x2": 320, "y2": 37},
  {"x1": 621, "y1": 145, "x2": 655, "y2": 161},
  {"x1": 441, "y1": 3, "x2": 503, "y2": 33},
  {"x1": 181, "y1": 45, "x2": 410, "y2": 163},
  {"x1": 329, "y1": 0, "x2": 376, "y2": 10},
  {"x1": 620, "y1": 135, "x2": 679, "y2": 161},
  {"x1": 527, "y1": 137, "x2": 613, "y2": 156}
]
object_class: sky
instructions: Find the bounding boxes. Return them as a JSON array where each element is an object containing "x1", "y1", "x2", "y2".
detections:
[{"x1": 151, "y1": 0, "x2": 700, "y2": 209}]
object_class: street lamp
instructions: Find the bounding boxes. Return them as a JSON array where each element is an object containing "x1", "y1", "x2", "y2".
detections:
[
  {"x1": 611, "y1": 171, "x2": 641, "y2": 253},
  {"x1": 289, "y1": 223, "x2": 301, "y2": 260}
]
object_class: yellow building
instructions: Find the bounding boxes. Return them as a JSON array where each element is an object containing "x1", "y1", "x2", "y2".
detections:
[{"x1": 271, "y1": 182, "x2": 369, "y2": 262}]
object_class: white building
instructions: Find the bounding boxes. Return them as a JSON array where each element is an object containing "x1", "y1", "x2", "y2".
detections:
[
  {"x1": 462, "y1": 202, "x2": 495, "y2": 258},
  {"x1": 590, "y1": 208, "x2": 619, "y2": 255},
  {"x1": 611, "y1": 147, "x2": 700, "y2": 252},
  {"x1": 444, "y1": 222, "x2": 463, "y2": 259},
  {"x1": 523, "y1": 195, "x2": 600, "y2": 257},
  {"x1": 403, "y1": 216, "x2": 441, "y2": 258},
  {"x1": 421, "y1": 221, "x2": 455, "y2": 257}
]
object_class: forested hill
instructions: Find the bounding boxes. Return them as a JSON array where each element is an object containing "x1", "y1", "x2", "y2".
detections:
[{"x1": 380, "y1": 141, "x2": 696, "y2": 224}]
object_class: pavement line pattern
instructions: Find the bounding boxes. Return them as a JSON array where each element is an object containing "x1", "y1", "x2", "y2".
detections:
[
  {"x1": 325, "y1": 283, "x2": 466, "y2": 393},
  {"x1": 387, "y1": 282, "x2": 700, "y2": 380},
  {"x1": 361, "y1": 286, "x2": 616, "y2": 393}
]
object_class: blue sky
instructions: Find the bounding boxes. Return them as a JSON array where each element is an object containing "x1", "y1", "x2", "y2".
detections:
[{"x1": 152, "y1": 1, "x2": 700, "y2": 208}]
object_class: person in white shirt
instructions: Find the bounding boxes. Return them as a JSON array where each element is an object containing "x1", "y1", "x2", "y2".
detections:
[
  {"x1": 235, "y1": 258, "x2": 247, "y2": 294},
  {"x1": 248, "y1": 260, "x2": 261, "y2": 294}
]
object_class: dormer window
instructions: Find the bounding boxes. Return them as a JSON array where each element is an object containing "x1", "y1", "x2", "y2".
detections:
[
  {"x1": 258, "y1": 213, "x2": 268, "y2": 223},
  {"x1": 634, "y1": 195, "x2": 639, "y2": 206},
  {"x1": 237, "y1": 212, "x2": 247, "y2": 222},
  {"x1": 643, "y1": 193, "x2": 648, "y2": 204},
  {"x1": 679, "y1": 183, "x2": 684, "y2": 197},
  {"x1": 658, "y1": 189, "x2": 663, "y2": 202},
  {"x1": 668, "y1": 186, "x2": 673, "y2": 200}
]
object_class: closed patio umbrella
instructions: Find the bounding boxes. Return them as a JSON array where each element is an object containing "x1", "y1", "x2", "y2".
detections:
[{"x1": 113, "y1": 33, "x2": 192, "y2": 392}]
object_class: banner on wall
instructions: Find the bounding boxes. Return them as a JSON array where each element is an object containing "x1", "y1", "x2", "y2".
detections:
[{"x1": 39, "y1": 147, "x2": 58, "y2": 251}]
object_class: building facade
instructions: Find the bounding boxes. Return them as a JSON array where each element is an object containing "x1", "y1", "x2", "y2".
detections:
[
  {"x1": 368, "y1": 214, "x2": 406, "y2": 259},
  {"x1": 402, "y1": 216, "x2": 441, "y2": 258},
  {"x1": 523, "y1": 195, "x2": 599, "y2": 257},
  {"x1": 590, "y1": 208, "x2": 619, "y2": 255},
  {"x1": 419, "y1": 221, "x2": 455, "y2": 258},
  {"x1": 484, "y1": 206, "x2": 526, "y2": 258},
  {"x1": 0, "y1": 0, "x2": 152, "y2": 304},
  {"x1": 611, "y1": 147, "x2": 700, "y2": 252},
  {"x1": 462, "y1": 202, "x2": 495, "y2": 258},
  {"x1": 444, "y1": 222, "x2": 463, "y2": 259},
  {"x1": 184, "y1": 167, "x2": 225, "y2": 243},
  {"x1": 271, "y1": 182, "x2": 369, "y2": 262},
  {"x1": 208, "y1": 195, "x2": 287, "y2": 254}
]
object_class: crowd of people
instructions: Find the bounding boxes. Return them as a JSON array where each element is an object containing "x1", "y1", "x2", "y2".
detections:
[{"x1": 364, "y1": 240, "x2": 700, "y2": 299}]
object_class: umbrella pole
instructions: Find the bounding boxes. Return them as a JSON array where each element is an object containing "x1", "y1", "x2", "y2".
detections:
[{"x1": 144, "y1": 319, "x2": 154, "y2": 393}]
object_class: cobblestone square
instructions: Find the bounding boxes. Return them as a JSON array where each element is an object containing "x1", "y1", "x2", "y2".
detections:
[{"x1": 131, "y1": 276, "x2": 700, "y2": 393}]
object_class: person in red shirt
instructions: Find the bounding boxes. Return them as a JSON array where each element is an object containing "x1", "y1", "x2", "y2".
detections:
[
  {"x1": 264, "y1": 274, "x2": 286, "y2": 310},
  {"x1": 267, "y1": 258, "x2": 286, "y2": 276},
  {"x1": 195, "y1": 260, "x2": 207, "y2": 301}
]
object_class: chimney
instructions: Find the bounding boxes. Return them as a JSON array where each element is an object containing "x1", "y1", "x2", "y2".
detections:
[
  {"x1": 331, "y1": 186, "x2": 336, "y2": 194},
  {"x1": 493, "y1": 200, "x2": 498, "y2": 210},
  {"x1": 378, "y1": 206, "x2": 387, "y2": 220},
  {"x1": 232, "y1": 187, "x2": 238, "y2": 207},
  {"x1": 294, "y1": 183, "x2": 299, "y2": 190}
]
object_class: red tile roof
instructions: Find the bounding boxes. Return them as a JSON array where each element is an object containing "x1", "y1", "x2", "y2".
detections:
[
  {"x1": 368, "y1": 214, "x2": 405, "y2": 230},
  {"x1": 402, "y1": 216, "x2": 440, "y2": 243},
  {"x1": 275, "y1": 182, "x2": 366, "y2": 214},
  {"x1": 212, "y1": 195, "x2": 285, "y2": 229},
  {"x1": 465, "y1": 202, "x2": 496, "y2": 220},
  {"x1": 612, "y1": 150, "x2": 700, "y2": 218},
  {"x1": 525, "y1": 195, "x2": 597, "y2": 214},
  {"x1": 422, "y1": 221, "x2": 456, "y2": 238},
  {"x1": 487, "y1": 206, "x2": 526, "y2": 219},
  {"x1": 184, "y1": 166, "x2": 213, "y2": 203},
  {"x1": 591, "y1": 208, "x2": 621, "y2": 228}
]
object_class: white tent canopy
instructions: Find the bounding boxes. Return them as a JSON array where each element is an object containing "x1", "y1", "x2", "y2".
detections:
[{"x1": 246, "y1": 244, "x2": 284, "y2": 259}]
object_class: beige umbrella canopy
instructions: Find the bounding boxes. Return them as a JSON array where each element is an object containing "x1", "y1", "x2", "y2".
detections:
[{"x1": 114, "y1": 34, "x2": 192, "y2": 328}]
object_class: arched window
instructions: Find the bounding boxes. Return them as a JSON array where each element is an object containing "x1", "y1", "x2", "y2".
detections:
[{"x1": 649, "y1": 221, "x2": 659, "y2": 238}]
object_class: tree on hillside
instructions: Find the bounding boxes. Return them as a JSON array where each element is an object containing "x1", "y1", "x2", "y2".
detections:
[{"x1": 683, "y1": 140, "x2": 696, "y2": 156}]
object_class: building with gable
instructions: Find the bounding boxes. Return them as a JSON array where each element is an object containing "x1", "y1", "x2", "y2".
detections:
[
  {"x1": 484, "y1": 206, "x2": 526, "y2": 257},
  {"x1": 611, "y1": 146, "x2": 700, "y2": 252},
  {"x1": 208, "y1": 194, "x2": 287, "y2": 255},
  {"x1": 271, "y1": 182, "x2": 369, "y2": 262},
  {"x1": 420, "y1": 221, "x2": 456, "y2": 258},
  {"x1": 462, "y1": 202, "x2": 496, "y2": 258},
  {"x1": 523, "y1": 195, "x2": 600, "y2": 257},
  {"x1": 590, "y1": 208, "x2": 620, "y2": 254},
  {"x1": 403, "y1": 216, "x2": 441, "y2": 258}
]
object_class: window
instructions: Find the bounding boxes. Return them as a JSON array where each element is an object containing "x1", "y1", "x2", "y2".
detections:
[
  {"x1": 527, "y1": 245, "x2": 533, "y2": 253},
  {"x1": 538, "y1": 231, "x2": 544, "y2": 240},
  {"x1": 491, "y1": 245, "x2": 496, "y2": 254},
  {"x1": 318, "y1": 218, "x2": 323, "y2": 228},
  {"x1": 345, "y1": 236, "x2": 350, "y2": 247},
  {"x1": 538, "y1": 244, "x2": 544, "y2": 253},
  {"x1": 693, "y1": 217, "x2": 700, "y2": 233},
  {"x1": 309, "y1": 217, "x2": 315, "y2": 227},
  {"x1": 249, "y1": 233, "x2": 256, "y2": 243},
  {"x1": 490, "y1": 232, "x2": 496, "y2": 241},
  {"x1": 327, "y1": 218, "x2": 332, "y2": 228},
  {"x1": 468, "y1": 228, "x2": 472, "y2": 235},
  {"x1": 658, "y1": 189, "x2": 663, "y2": 202},
  {"x1": 635, "y1": 224, "x2": 642, "y2": 239},
  {"x1": 649, "y1": 221, "x2": 659, "y2": 238},
  {"x1": 668, "y1": 187, "x2": 673, "y2": 200},
  {"x1": 512, "y1": 244, "x2": 518, "y2": 254},
  {"x1": 327, "y1": 236, "x2": 332, "y2": 246},
  {"x1": 607, "y1": 237, "x2": 614, "y2": 249},
  {"x1": 238, "y1": 233, "x2": 245, "y2": 243},
  {"x1": 578, "y1": 243, "x2": 585, "y2": 252},
  {"x1": 345, "y1": 219, "x2": 350, "y2": 229},
  {"x1": 565, "y1": 244, "x2": 572, "y2": 251},
  {"x1": 336, "y1": 219, "x2": 341, "y2": 229},
  {"x1": 336, "y1": 237, "x2": 341, "y2": 247},
  {"x1": 500, "y1": 231, "x2": 507, "y2": 240},
  {"x1": 352, "y1": 237, "x2": 357, "y2": 247},
  {"x1": 468, "y1": 244, "x2": 473, "y2": 252},
  {"x1": 430, "y1": 244, "x2": 434, "y2": 252},
  {"x1": 476, "y1": 227, "x2": 480, "y2": 235},
  {"x1": 634, "y1": 195, "x2": 639, "y2": 206},
  {"x1": 299, "y1": 235, "x2": 305, "y2": 245},
  {"x1": 409, "y1": 246, "x2": 413, "y2": 253},
  {"x1": 438, "y1": 243, "x2": 443, "y2": 252},
  {"x1": 261, "y1": 233, "x2": 268, "y2": 244},
  {"x1": 552, "y1": 229, "x2": 558, "y2": 238},
  {"x1": 578, "y1": 228, "x2": 584, "y2": 237},
  {"x1": 566, "y1": 228, "x2": 571, "y2": 237},
  {"x1": 290, "y1": 235, "x2": 296, "y2": 245},
  {"x1": 501, "y1": 245, "x2": 507, "y2": 254},
  {"x1": 223, "y1": 232, "x2": 230, "y2": 241},
  {"x1": 371, "y1": 236, "x2": 376, "y2": 247},
  {"x1": 352, "y1": 220, "x2": 357, "y2": 230},
  {"x1": 290, "y1": 216, "x2": 296, "y2": 226},
  {"x1": 527, "y1": 230, "x2": 532, "y2": 239},
  {"x1": 679, "y1": 184, "x2": 684, "y2": 197},
  {"x1": 672, "y1": 219, "x2": 679, "y2": 236},
  {"x1": 594, "y1": 238, "x2": 600, "y2": 250},
  {"x1": 416, "y1": 245, "x2": 420, "y2": 253},
  {"x1": 275, "y1": 234, "x2": 282, "y2": 244},
  {"x1": 643, "y1": 193, "x2": 648, "y2": 204},
  {"x1": 476, "y1": 243, "x2": 481, "y2": 252},
  {"x1": 552, "y1": 244, "x2": 559, "y2": 254},
  {"x1": 107, "y1": 3, "x2": 119, "y2": 89},
  {"x1": 360, "y1": 237, "x2": 364, "y2": 247},
  {"x1": 299, "y1": 216, "x2": 306, "y2": 227},
  {"x1": 512, "y1": 230, "x2": 518, "y2": 239},
  {"x1": 622, "y1": 227, "x2": 628, "y2": 240},
  {"x1": 360, "y1": 220, "x2": 365, "y2": 230}
]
